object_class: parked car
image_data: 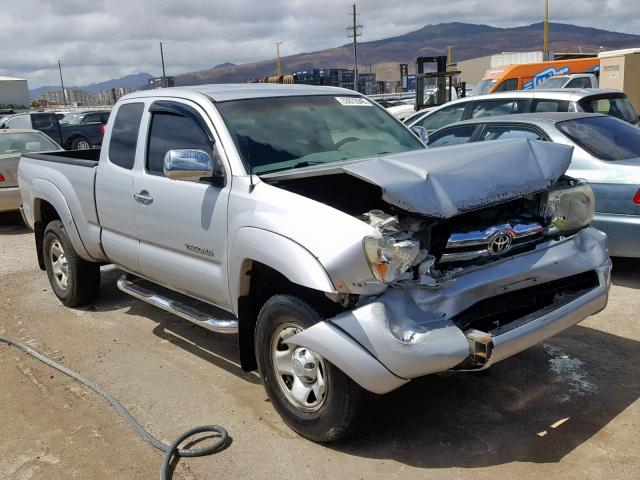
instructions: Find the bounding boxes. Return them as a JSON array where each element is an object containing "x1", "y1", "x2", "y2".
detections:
[
  {"x1": 427, "y1": 112, "x2": 640, "y2": 257},
  {"x1": 0, "y1": 112, "x2": 104, "y2": 150},
  {"x1": 0, "y1": 129, "x2": 61, "y2": 213},
  {"x1": 535, "y1": 74, "x2": 599, "y2": 89},
  {"x1": 60, "y1": 110, "x2": 110, "y2": 126},
  {"x1": 405, "y1": 89, "x2": 639, "y2": 133},
  {"x1": 18, "y1": 84, "x2": 610, "y2": 442}
]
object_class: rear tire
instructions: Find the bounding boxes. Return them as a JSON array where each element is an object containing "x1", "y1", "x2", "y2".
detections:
[
  {"x1": 70, "y1": 137, "x2": 90, "y2": 150},
  {"x1": 255, "y1": 294, "x2": 364, "y2": 442},
  {"x1": 42, "y1": 220, "x2": 100, "y2": 307}
]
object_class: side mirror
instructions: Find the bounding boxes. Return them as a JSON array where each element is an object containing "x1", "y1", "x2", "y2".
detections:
[
  {"x1": 411, "y1": 125, "x2": 428, "y2": 144},
  {"x1": 163, "y1": 149, "x2": 225, "y2": 186}
]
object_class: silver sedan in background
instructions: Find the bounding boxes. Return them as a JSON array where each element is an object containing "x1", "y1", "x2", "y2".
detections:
[
  {"x1": 426, "y1": 112, "x2": 640, "y2": 257},
  {"x1": 0, "y1": 129, "x2": 62, "y2": 213}
]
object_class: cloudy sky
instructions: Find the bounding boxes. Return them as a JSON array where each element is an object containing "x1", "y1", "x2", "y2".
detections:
[{"x1": 1, "y1": 0, "x2": 639, "y2": 88}]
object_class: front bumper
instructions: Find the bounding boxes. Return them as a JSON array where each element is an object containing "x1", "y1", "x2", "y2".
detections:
[
  {"x1": 288, "y1": 227, "x2": 611, "y2": 394},
  {"x1": 0, "y1": 187, "x2": 20, "y2": 213},
  {"x1": 592, "y1": 212, "x2": 640, "y2": 258}
]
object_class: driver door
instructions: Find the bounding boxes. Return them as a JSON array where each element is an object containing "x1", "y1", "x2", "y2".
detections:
[{"x1": 132, "y1": 100, "x2": 232, "y2": 309}]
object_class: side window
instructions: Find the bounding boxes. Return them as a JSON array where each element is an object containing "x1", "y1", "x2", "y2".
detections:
[
  {"x1": 479, "y1": 125, "x2": 544, "y2": 142},
  {"x1": 531, "y1": 100, "x2": 570, "y2": 113},
  {"x1": 146, "y1": 111, "x2": 213, "y2": 175},
  {"x1": 418, "y1": 104, "x2": 466, "y2": 132},
  {"x1": 108, "y1": 102, "x2": 144, "y2": 170},
  {"x1": 100, "y1": 113, "x2": 110, "y2": 124},
  {"x1": 7, "y1": 115, "x2": 32, "y2": 129},
  {"x1": 31, "y1": 114, "x2": 56, "y2": 130},
  {"x1": 84, "y1": 114, "x2": 100, "y2": 123},
  {"x1": 428, "y1": 125, "x2": 477, "y2": 148},
  {"x1": 471, "y1": 99, "x2": 526, "y2": 119},
  {"x1": 566, "y1": 77, "x2": 591, "y2": 89},
  {"x1": 494, "y1": 78, "x2": 519, "y2": 92}
]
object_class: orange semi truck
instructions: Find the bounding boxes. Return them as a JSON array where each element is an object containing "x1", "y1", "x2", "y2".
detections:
[{"x1": 475, "y1": 57, "x2": 601, "y2": 95}]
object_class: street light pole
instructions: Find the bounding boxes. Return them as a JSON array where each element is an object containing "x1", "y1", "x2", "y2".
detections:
[
  {"x1": 58, "y1": 60, "x2": 67, "y2": 107},
  {"x1": 160, "y1": 42, "x2": 167, "y2": 88}
]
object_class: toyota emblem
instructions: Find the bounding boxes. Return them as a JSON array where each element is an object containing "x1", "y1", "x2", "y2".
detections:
[{"x1": 488, "y1": 233, "x2": 513, "y2": 256}]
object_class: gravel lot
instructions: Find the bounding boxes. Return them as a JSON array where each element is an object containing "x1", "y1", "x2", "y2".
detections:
[{"x1": 1, "y1": 211, "x2": 639, "y2": 480}]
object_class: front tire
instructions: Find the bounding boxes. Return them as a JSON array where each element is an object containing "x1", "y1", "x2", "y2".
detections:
[
  {"x1": 255, "y1": 295, "x2": 364, "y2": 442},
  {"x1": 42, "y1": 220, "x2": 100, "y2": 307}
]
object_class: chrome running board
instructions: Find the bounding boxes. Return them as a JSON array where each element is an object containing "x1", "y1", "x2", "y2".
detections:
[{"x1": 116, "y1": 275, "x2": 238, "y2": 334}]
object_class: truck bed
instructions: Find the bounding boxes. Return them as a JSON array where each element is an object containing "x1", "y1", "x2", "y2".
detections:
[{"x1": 18, "y1": 149, "x2": 106, "y2": 263}]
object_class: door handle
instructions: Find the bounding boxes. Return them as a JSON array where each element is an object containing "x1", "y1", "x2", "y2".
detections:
[{"x1": 133, "y1": 190, "x2": 154, "y2": 205}]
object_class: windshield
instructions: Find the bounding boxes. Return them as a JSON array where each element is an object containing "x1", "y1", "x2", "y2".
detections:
[
  {"x1": 216, "y1": 95, "x2": 424, "y2": 174},
  {"x1": 59, "y1": 113, "x2": 84, "y2": 125},
  {"x1": 557, "y1": 116, "x2": 640, "y2": 161},
  {"x1": 536, "y1": 76, "x2": 568, "y2": 89},
  {"x1": 0, "y1": 132, "x2": 59, "y2": 154},
  {"x1": 474, "y1": 79, "x2": 497, "y2": 96},
  {"x1": 578, "y1": 95, "x2": 638, "y2": 125}
]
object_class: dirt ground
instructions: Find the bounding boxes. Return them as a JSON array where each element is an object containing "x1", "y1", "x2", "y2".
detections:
[{"x1": 1, "y1": 210, "x2": 639, "y2": 480}]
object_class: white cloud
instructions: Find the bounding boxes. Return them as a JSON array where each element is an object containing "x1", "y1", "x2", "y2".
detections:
[{"x1": 1, "y1": 0, "x2": 639, "y2": 88}]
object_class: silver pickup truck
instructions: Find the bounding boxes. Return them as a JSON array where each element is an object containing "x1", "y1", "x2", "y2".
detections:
[{"x1": 18, "y1": 84, "x2": 611, "y2": 442}]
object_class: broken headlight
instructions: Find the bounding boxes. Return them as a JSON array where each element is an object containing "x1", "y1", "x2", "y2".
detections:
[
  {"x1": 545, "y1": 184, "x2": 595, "y2": 232},
  {"x1": 363, "y1": 236, "x2": 420, "y2": 283}
]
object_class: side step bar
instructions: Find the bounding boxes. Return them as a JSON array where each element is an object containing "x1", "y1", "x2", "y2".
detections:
[{"x1": 116, "y1": 275, "x2": 238, "y2": 334}]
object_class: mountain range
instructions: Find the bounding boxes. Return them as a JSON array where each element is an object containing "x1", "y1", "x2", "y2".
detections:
[
  {"x1": 29, "y1": 72, "x2": 154, "y2": 99},
  {"x1": 175, "y1": 22, "x2": 640, "y2": 85}
]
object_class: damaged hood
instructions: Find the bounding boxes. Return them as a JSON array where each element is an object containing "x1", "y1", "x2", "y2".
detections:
[{"x1": 341, "y1": 139, "x2": 573, "y2": 218}]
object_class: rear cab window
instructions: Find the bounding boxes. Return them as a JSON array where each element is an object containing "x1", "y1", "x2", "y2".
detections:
[{"x1": 108, "y1": 103, "x2": 144, "y2": 169}]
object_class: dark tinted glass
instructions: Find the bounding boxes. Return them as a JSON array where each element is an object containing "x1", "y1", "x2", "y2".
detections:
[
  {"x1": 108, "y1": 102, "x2": 144, "y2": 169},
  {"x1": 471, "y1": 99, "x2": 527, "y2": 118},
  {"x1": 418, "y1": 104, "x2": 466, "y2": 132},
  {"x1": 494, "y1": 78, "x2": 518, "y2": 92},
  {"x1": 480, "y1": 125, "x2": 544, "y2": 141},
  {"x1": 578, "y1": 95, "x2": 638, "y2": 124},
  {"x1": 565, "y1": 77, "x2": 592, "y2": 88},
  {"x1": 531, "y1": 100, "x2": 570, "y2": 113},
  {"x1": 428, "y1": 125, "x2": 477, "y2": 147},
  {"x1": 557, "y1": 116, "x2": 640, "y2": 161},
  {"x1": 146, "y1": 112, "x2": 212, "y2": 174},
  {"x1": 31, "y1": 114, "x2": 57, "y2": 129}
]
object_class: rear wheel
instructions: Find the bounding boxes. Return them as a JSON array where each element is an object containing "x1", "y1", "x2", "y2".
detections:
[
  {"x1": 70, "y1": 137, "x2": 90, "y2": 150},
  {"x1": 42, "y1": 220, "x2": 100, "y2": 306},
  {"x1": 255, "y1": 295, "x2": 364, "y2": 442}
]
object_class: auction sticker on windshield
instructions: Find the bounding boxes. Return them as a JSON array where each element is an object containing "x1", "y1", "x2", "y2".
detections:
[{"x1": 335, "y1": 97, "x2": 372, "y2": 106}]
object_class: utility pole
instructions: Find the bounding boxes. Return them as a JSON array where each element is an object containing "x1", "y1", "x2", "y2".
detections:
[
  {"x1": 543, "y1": 0, "x2": 549, "y2": 60},
  {"x1": 160, "y1": 42, "x2": 167, "y2": 88},
  {"x1": 275, "y1": 41, "x2": 283, "y2": 77},
  {"x1": 58, "y1": 60, "x2": 67, "y2": 106},
  {"x1": 347, "y1": 4, "x2": 362, "y2": 92}
]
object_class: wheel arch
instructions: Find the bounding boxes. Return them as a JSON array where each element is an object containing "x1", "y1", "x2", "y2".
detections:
[
  {"x1": 31, "y1": 181, "x2": 92, "y2": 269},
  {"x1": 229, "y1": 228, "x2": 340, "y2": 372}
]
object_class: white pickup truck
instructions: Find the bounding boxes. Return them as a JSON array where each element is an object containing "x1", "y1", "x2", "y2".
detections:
[{"x1": 18, "y1": 84, "x2": 611, "y2": 442}]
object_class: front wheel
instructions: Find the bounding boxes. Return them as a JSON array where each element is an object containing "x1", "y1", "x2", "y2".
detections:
[
  {"x1": 255, "y1": 295, "x2": 364, "y2": 442},
  {"x1": 42, "y1": 220, "x2": 100, "y2": 307}
]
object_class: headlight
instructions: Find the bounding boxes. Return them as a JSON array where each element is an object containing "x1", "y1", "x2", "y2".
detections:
[
  {"x1": 545, "y1": 184, "x2": 595, "y2": 232},
  {"x1": 363, "y1": 236, "x2": 420, "y2": 283}
]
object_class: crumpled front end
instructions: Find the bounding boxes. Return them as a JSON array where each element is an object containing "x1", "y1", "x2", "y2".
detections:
[{"x1": 287, "y1": 227, "x2": 611, "y2": 395}]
